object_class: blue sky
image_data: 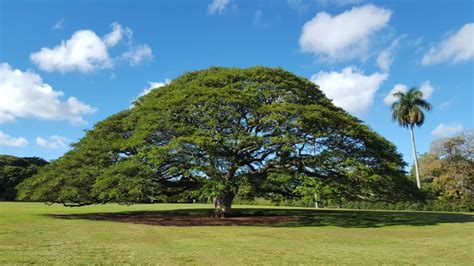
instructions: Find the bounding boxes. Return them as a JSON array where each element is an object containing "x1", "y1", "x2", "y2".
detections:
[{"x1": 0, "y1": 0, "x2": 473, "y2": 168}]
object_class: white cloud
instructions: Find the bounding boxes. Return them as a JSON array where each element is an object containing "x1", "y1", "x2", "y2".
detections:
[
  {"x1": 130, "y1": 80, "x2": 170, "y2": 108},
  {"x1": 208, "y1": 0, "x2": 229, "y2": 15},
  {"x1": 419, "y1": 81, "x2": 434, "y2": 99},
  {"x1": 139, "y1": 80, "x2": 170, "y2": 98},
  {"x1": 299, "y1": 4, "x2": 391, "y2": 61},
  {"x1": 311, "y1": 67, "x2": 388, "y2": 115},
  {"x1": 315, "y1": 0, "x2": 364, "y2": 7},
  {"x1": 421, "y1": 23, "x2": 474, "y2": 65},
  {"x1": 31, "y1": 30, "x2": 112, "y2": 73},
  {"x1": 121, "y1": 44, "x2": 153, "y2": 66},
  {"x1": 0, "y1": 131, "x2": 28, "y2": 147},
  {"x1": 289, "y1": 0, "x2": 363, "y2": 13},
  {"x1": 437, "y1": 99, "x2": 453, "y2": 110},
  {"x1": 376, "y1": 36, "x2": 402, "y2": 72},
  {"x1": 383, "y1": 84, "x2": 407, "y2": 105},
  {"x1": 431, "y1": 123, "x2": 464, "y2": 138},
  {"x1": 254, "y1": 10, "x2": 269, "y2": 27},
  {"x1": 287, "y1": 0, "x2": 309, "y2": 13},
  {"x1": 52, "y1": 19, "x2": 64, "y2": 30},
  {"x1": 383, "y1": 81, "x2": 434, "y2": 105},
  {"x1": 103, "y1": 22, "x2": 132, "y2": 47},
  {"x1": 0, "y1": 113, "x2": 15, "y2": 123},
  {"x1": 36, "y1": 135, "x2": 69, "y2": 149},
  {"x1": 383, "y1": 84, "x2": 408, "y2": 105},
  {"x1": 0, "y1": 63, "x2": 96, "y2": 124},
  {"x1": 31, "y1": 22, "x2": 151, "y2": 73},
  {"x1": 376, "y1": 50, "x2": 392, "y2": 73}
]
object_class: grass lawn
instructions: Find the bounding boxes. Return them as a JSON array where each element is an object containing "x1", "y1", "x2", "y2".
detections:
[{"x1": 1, "y1": 202, "x2": 473, "y2": 264}]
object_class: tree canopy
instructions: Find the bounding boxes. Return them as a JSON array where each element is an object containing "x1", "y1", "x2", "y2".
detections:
[
  {"x1": 17, "y1": 67, "x2": 417, "y2": 215},
  {"x1": 417, "y1": 130, "x2": 473, "y2": 206},
  {"x1": 391, "y1": 88, "x2": 432, "y2": 129},
  {"x1": 0, "y1": 155, "x2": 48, "y2": 201}
]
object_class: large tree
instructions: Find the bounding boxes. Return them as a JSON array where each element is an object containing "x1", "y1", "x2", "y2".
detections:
[
  {"x1": 391, "y1": 88, "x2": 432, "y2": 189},
  {"x1": 18, "y1": 67, "x2": 416, "y2": 216},
  {"x1": 0, "y1": 155, "x2": 48, "y2": 201},
  {"x1": 417, "y1": 130, "x2": 473, "y2": 205}
]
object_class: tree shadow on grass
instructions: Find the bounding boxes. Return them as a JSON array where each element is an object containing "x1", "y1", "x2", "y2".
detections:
[{"x1": 47, "y1": 208, "x2": 474, "y2": 228}]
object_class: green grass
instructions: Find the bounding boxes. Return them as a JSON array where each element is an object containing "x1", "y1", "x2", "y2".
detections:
[{"x1": 1, "y1": 202, "x2": 473, "y2": 264}]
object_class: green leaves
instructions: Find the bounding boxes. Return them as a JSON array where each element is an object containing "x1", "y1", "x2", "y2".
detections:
[
  {"x1": 391, "y1": 87, "x2": 432, "y2": 128},
  {"x1": 419, "y1": 130, "x2": 474, "y2": 205},
  {"x1": 0, "y1": 155, "x2": 48, "y2": 201},
  {"x1": 17, "y1": 67, "x2": 416, "y2": 207}
]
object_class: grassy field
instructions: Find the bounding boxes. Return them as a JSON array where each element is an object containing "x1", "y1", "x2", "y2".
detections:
[{"x1": 1, "y1": 202, "x2": 473, "y2": 264}]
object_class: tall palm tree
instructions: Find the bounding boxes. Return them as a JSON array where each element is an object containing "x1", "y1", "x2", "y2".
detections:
[{"x1": 391, "y1": 87, "x2": 432, "y2": 189}]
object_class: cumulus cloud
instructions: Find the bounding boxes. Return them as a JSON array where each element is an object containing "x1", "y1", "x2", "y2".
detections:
[
  {"x1": 431, "y1": 123, "x2": 464, "y2": 138},
  {"x1": 0, "y1": 131, "x2": 28, "y2": 147},
  {"x1": 421, "y1": 23, "x2": 474, "y2": 65},
  {"x1": 208, "y1": 0, "x2": 229, "y2": 14},
  {"x1": 31, "y1": 30, "x2": 112, "y2": 73},
  {"x1": 311, "y1": 67, "x2": 388, "y2": 115},
  {"x1": 36, "y1": 135, "x2": 70, "y2": 149},
  {"x1": 103, "y1": 22, "x2": 132, "y2": 47},
  {"x1": 376, "y1": 36, "x2": 403, "y2": 72},
  {"x1": 130, "y1": 80, "x2": 170, "y2": 108},
  {"x1": 299, "y1": 4, "x2": 391, "y2": 61},
  {"x1": 31, "y1": 22, "x2": 152, "y2": 73},
  {"x1": 138, "y1": 80, "x2": 170, "y2": 98},
  {"x1": 419, "y1": 81, "x2": 434, "y2": 99},
  {"x1": 376, "y1": 50, "x2": 392, "y2": 73},
  {"x1": 383, "y1": 81, "x2": 434, "y2": 105},
  {"x1": 383, "y1": 84, "x2": 407, "y2": 105},
  {"x1": 0, "y1": 113, "x2": 15, "y2": 124},
  {"x1": 0, "y1": 63, "x2": 96, "y2": 124},
  {"x1": 121, "y1": 44, "x2": 153, "y2": 66}
]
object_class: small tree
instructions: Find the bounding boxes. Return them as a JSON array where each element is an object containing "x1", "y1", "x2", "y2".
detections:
[
  {"x1": 421, "y1": 130, "x2": 473, "y2": 204},
  {"x1": 18, "y1": 67, "x2": 416, "y2": 216},
  {"x1": 391, "y1": 87, "x2": 432, "y2": 189}
]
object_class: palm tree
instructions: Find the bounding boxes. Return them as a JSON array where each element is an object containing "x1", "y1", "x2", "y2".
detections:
[{"x1": 391, "y1": 87, "x2": 432, "y2": 189}]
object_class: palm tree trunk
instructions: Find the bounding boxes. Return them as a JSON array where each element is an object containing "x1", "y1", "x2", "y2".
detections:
[{"x1": 410, "y1": 125, "x2": 421, "y2": 189}]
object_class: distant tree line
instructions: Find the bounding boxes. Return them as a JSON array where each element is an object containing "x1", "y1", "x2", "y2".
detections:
[{"x1": 0, "y1": 155, "x2": 48, "y2": 201}]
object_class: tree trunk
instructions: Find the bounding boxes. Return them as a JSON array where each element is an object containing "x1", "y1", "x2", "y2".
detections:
[
  {"x1": 410, "y1": 126, "x2": 421, "y2": 189},
  {"x1": 213, "y1": 191, "x2": 235, "y2": 218},
  {"x1": 314, "y1": 192, "x2": 319, "y2": 209}
]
